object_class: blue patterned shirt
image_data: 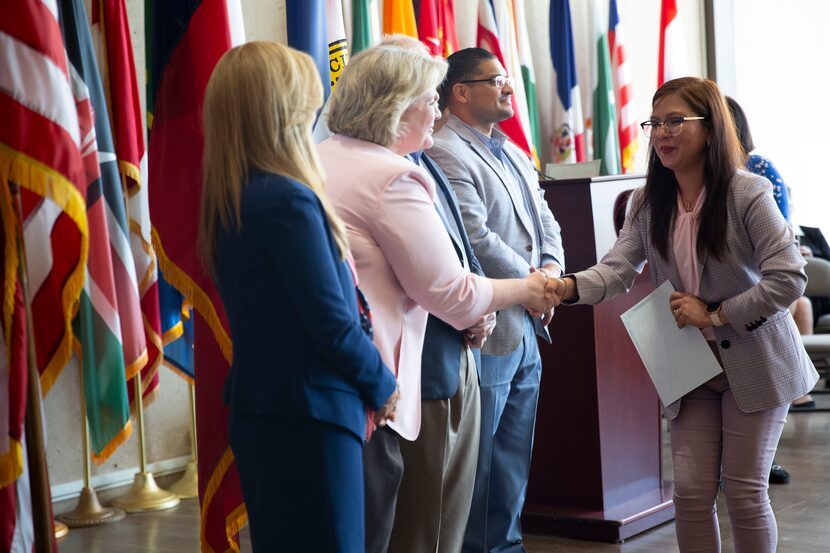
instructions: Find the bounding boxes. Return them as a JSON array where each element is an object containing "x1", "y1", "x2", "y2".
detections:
[{"x1": 746, "y1": 154, "x2": 790, "y2": 221}]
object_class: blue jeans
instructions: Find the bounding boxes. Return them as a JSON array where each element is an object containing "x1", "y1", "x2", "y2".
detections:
[{"x1": 463, "y1": 316, "x2": 542, "y2": 553}]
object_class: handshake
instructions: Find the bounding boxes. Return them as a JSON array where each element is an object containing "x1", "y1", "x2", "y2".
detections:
[{"x1": 523, "y1": 267, "x2": 570, "y2": 323}]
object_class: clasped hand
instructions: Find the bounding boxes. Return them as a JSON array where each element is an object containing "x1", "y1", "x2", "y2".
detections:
[
  {"x1": 523, "y1": 267, "x2": 564, "y2": 324},
  {"x1": 465, "y1": 312, "x2": 497, "y2": 348},
  {"x1": 669, "y1": 291, "x2": 710, "y2": 329},
  {"x1": 373, "y1": 385, "x2": 400, "y2": 429}
]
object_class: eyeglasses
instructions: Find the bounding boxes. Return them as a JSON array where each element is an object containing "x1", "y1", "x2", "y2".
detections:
[
  {"x1": 640, "y1": 116, "x2": 705, "y2": 138},
  {"x1": 459, "y1": 75, "x2": 514, "y2": 89}
]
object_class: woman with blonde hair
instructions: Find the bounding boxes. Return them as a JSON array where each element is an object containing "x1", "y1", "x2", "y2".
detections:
[
  {"x1": 199, "y1": 41, "x2": 397, "y2": 552},
  {"x1": 318, "y1": 43, "x2": 557, "y2": 552}
]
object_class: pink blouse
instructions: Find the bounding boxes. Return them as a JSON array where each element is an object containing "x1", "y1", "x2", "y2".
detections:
[{"x1": 673, "y1": 190, "x2": 715, "y2": 341}]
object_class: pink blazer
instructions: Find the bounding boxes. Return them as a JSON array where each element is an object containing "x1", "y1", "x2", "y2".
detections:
[{"x1": 319, "y1": 135, "x2": 493, "y2": 440}]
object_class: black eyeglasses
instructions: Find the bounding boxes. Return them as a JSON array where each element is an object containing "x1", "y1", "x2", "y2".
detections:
[
  {"x1": 459, "y1": 75, "x2": 514, "y2": 89},
  {"x1": 640, "y1": 116, "x2": 705, "y2": 138}
]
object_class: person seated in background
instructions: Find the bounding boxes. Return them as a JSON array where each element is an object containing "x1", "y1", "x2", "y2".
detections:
[
  {"x1": 317, "y1": 43, "x2": 557, "y2": 553},
  {"x1": 793, "y1": 219, "x2": 830, "y2": 331},
  {"x1": 728, "y1": 96, "x2": 815, "y2": 415},
  {"x1": 198, "y1": 42, "x2": 399, "y2": 552}
]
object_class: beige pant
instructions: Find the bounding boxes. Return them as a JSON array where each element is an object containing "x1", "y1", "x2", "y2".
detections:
[{"x1": 389, "y1": 347, "x2": 480, "y2": 553}]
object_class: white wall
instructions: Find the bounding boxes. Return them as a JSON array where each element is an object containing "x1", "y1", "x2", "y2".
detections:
[{"x1": 731, "y1": 0, "x2": 830, "y2": 236}]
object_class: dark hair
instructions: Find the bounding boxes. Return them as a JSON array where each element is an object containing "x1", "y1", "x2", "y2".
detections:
[
  {"x1": 725, "y1": 96, "x2": 754, "y2": 156},
  {"x1": 643, "y1": 77, "x2": 741, "y2": 262},
  {"x1": 439, "y1": 47, "x2": 497, "y2": 110}
]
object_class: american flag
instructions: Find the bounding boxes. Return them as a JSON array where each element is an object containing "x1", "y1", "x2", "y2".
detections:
[
  {"x1": 1, "y1": 1, "x2": 88, "y2": 549},
  {"x1": 608, "y1": 0, "x2": 638, "y2": 173}
]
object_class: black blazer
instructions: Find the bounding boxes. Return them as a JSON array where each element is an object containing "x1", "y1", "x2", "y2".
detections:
[
  {"x1": 420, "y1": 154, "x2": 485, "y2": 400},
  {"x1": 215, "y1": 171, "x2": 396, "y2": 439}
]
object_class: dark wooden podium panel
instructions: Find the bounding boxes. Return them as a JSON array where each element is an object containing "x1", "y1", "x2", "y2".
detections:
[{"x1": 522, "y1": 176, "x2": 675, "y2": 542}]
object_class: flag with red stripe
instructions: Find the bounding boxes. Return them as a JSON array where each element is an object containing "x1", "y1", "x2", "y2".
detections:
[
  {"x1": 0, "y1": 179, "x2": 31, "y2": 552},
  {"x1": 91, "y1": 0, "x2": 163, "y2": 408},
  {"x1": 658, "y1": 0, "x2": 689, "y2": 86},
  {"x1": 608, "y1": 0, "x2": 638, "y2": 173},
  {"x1": 146, "y1": 1, "x2": 245, "y2": 551},
  {"x1": 1, "y1": 3, "x2": 82, "y2": 548},
  {"x1": 477, "y1": 0, "x2": 533, "y2": 158},
  {"x1": 0, "y1": 0, "x2": 89, "y2": 397},
  {"x1": 60, "y1": 0, "x2": 136, "y2": 463}
]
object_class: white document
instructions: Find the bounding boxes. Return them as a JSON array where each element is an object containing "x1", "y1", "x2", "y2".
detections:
[{"x1": 620, "y1": 280, "x2": 723, "y2": 406}]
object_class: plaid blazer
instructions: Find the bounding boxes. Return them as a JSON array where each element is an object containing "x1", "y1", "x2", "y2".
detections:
[{"x1": 572, "y1": 169, "x2": 819, "y2": 419}]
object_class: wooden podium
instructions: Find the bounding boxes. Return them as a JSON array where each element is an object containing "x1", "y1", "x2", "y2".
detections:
[{"x1": 522, "y1": 175, "x2": 675, "y2": 542}]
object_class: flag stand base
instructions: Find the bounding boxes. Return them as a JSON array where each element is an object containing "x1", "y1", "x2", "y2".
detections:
[
  {"x1": 167, "y1": 460, "x2": 198, "y2": 499},
  {"x1": 54, "y1": 521, "x2": 69, "y2": 539},
  {"x1": 110, "y1": 472, "x2": 181, "y2": 513},
  {"x1": 57, "y1": 487, "x2": 126, "y2": 527}
]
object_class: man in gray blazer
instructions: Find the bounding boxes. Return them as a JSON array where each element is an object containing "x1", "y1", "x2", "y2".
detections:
[{"x1": 428, "y1": 48, "x2": 565, "y2": 553}]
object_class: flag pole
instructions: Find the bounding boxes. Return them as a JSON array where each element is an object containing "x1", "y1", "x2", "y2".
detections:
[
  {"x1": 56, "y1": 370, "x2": 126, "y2": 526},
  {"x1": 167, "y1": 380, "x2": 198, "y2": 499},
  {"x1": 11, "y1": 184, "x2": 59, "y2": 551},
  {"x1": 110, "y1": 376, "x2": 180, "y2": 512}
]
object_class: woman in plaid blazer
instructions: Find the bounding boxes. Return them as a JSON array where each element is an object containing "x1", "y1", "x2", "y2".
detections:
[{"x1": 555, "y1": 77, "x2": 818, "y2": 552}]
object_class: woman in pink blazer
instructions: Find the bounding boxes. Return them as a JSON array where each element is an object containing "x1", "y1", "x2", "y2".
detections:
[
  {"x1": 317, "y1": 44, "x2": 555, "y2": 552},
  {"x1": 554, "y1": 78, "x2": 818, "y2": 552}
]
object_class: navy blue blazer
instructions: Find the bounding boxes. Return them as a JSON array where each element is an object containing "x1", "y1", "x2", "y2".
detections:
[
  {"x1": 214, "y1": 171, "x2": 397, "y2": 440},
  {"x1": 420, "y1": 154, "x2": 485, "y2": 400}
]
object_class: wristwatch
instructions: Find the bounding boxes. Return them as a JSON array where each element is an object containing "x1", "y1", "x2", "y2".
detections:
[{"x1": 707, "y1": 301, "x2": 724, "y2": 327}]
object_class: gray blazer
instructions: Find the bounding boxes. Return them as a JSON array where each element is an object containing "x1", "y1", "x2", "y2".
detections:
[
  {"x1": 572, "y1": 169, "x2": 818, "y2": 418},
  {"x1": 429, "y1": 116, "x2": 565, "y2": 356}
]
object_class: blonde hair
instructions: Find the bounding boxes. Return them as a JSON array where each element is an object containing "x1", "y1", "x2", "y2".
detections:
[
  {"x1": 326, "y1": 43, "x2": 447, "y2": 147},
  {"x1": 199, "y1": 41, "x2": 349, "y2": 272}
]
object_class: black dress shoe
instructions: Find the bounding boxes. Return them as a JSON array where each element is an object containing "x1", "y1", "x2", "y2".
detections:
[{"x1": 769, "y1": 464, "x2": 790, "y2": 484}]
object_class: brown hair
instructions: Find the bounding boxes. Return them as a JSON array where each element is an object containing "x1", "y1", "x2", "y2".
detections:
[{"x1": 643, "y1": 77, "x2": 742, "y2": 261}]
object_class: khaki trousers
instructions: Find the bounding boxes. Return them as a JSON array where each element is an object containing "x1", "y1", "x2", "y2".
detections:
[{"x1": 390, "y1": 347, "x2": 480, "y2": 553}]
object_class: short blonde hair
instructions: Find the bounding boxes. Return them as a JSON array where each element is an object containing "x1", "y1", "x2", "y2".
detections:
[
  {"x1": 327, "y1": 43, "x2": 447, "y2": 148},
  {"x1": 199, "y1": 41, "x2": 349, "y2": 270}
]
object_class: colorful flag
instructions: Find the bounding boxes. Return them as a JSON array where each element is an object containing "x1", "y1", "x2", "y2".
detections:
[
  {"x1": 383, "y1": 0, "x2": 418, "y2": 38},
  {"x1": 0, "y1": 180, "x2": 30, "y2": 552},
  {"x1": 326, "y1": 0, "x2": 350, "y2": 91},
  {"x1": 0, "y1": 0, "x2": 89, "y2": 397},
  {"x1": 477, "y1": 0, "x2": 533, "y2": 158},
  {"x1": 91, "y1": 0, "x2": 164, "y2": 407},
  {"x1": 351, "y1": 0, "x2": 381, "y2": 54},
  {"x1": 60, "y1": 0, "x2": 136, "y2": 462},
  {"x1": 512, "y1": 0, "x2": 541, "y2": 165},
  {"x1": 286, "y1": 0, "x2": 332, "y2": 101},
  {"x1": 608, "y1": 0, "x2": 638, "y2": 173},
  {"x1": 313, "y1": 0, "x2": 351, "y2": 143},
  {"x1": 145, "y1": 1, "x2": 243, "y2": 551},
  {"x1": 1, "y1": 4, "x2": 77, "y2": 549},
  {"x1": 590, "y1": 0, "x2": 620, "y2": 175},
  {"x1": 549, "y1": 0, "x2": 585, "y2": 163},
  {"x1": 418, "y1": 0, "x2": 459, "y2": 57},
  {"x1": 658, "y1": 0, "x2": 688, "y2": 86}
]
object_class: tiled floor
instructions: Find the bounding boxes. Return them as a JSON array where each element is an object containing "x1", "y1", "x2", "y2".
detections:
[{"x1": 56, "y1": 403, "x2": 830, "y2": 553}]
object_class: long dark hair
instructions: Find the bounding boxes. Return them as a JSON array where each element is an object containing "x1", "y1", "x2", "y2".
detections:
[{"x1": 643, "y1": 77, "x2": 741, "y2": 261}]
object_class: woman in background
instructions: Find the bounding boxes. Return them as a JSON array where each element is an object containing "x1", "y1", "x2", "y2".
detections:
[
  {"x1": 728, "y1": 96, "x2": 815, "y2": 414},
  {"x1": 554, "y1": 77, "x2": 818, "y2": 552},
  {"x1": 198, "y1": 42, "x2": 397, "y2": 552}
]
